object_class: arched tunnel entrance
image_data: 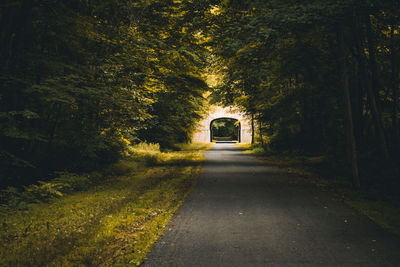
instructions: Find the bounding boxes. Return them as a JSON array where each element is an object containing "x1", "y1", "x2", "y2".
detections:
[
  {"x1": 192, "y1": 105, "x2": 251, "y2": 143},
  {"x1": 210, "y1": 118, "x2": 241, "y2": 143}
]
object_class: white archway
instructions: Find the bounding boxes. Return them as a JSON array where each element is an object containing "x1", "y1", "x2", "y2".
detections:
[{"x1": 192, "y1": 106, "x2": 252, "y2": 143}]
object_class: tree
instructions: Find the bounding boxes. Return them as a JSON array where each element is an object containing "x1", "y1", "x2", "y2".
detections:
[
  {"x1": 207, "y1": 0, "x2": 400, "y2": 187},
  {"x1": 0, "y1": 0, "x2": 212, "y2": 187}
]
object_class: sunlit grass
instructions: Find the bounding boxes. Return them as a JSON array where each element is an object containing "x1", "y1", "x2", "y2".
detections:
[
  {"x1": 128, "y1": 142, "x2": 212, "y2": 166},
  {"x1": 0, "y1": 142, "x2": 212, "y2": 266},
  {"x1": 235, "y1": 142, "x2": 252, "y2": 150}
]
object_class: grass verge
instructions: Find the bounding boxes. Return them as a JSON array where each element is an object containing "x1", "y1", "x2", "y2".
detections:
[
  {"x1": 236, "y1": 143, "x2": 400, "y2": 236},
  {"x1": 0, "y1": 142, "x2": 212, "y2": 266}
]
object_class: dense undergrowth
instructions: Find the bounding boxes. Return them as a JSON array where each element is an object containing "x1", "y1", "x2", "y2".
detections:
[
  {"x1": 0, "y1": 142, "x2": 211, "y2": 266},
  {"x1": 237, "y1": 143, "x2": 400, "y2": 236}
]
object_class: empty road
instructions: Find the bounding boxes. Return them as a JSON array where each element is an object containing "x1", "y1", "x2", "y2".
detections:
[{"x1": 144, "y1": 143, "x2": 400, "y2": 266}]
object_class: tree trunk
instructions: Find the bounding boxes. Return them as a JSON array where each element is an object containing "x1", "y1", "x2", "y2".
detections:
[
  {"x1": 349, "y1": 12, "x2": 364, "y2": 144},
  {"x1": 351, "y1": 12, "x2": 369, "y2": 145},
  {"x1": 365, "y1": 14, "x2": 381, "y2": 111},
  {"x1": 390, "y1": 24, "x2": 399, "y2": 149},
  {"x1": 258, "y1": 117, "x2": 264, "y2": 147},
  {"x1": 338, "y1": 27, "x2": 361, "y2": 188},
  {"x1": 251, "y1": 113, "x2": 255, "y2": 144},
  {"x1": 365, "y1": 13, "x2": 390, "y2": 160}
]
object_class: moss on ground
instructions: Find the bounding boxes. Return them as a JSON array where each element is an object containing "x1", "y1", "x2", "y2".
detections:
[{"x1": 0, "y1": 143, "x2": 212, "y2": 266}]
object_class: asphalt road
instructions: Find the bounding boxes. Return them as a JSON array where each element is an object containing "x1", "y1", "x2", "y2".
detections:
[{"x1": 144, "y1": 143, "x2": 400, "y2": 266}]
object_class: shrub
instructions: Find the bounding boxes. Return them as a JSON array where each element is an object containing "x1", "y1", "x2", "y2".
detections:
[
  {"x1": 128, "y1": 143, "x2": 162, "y2": 165},
  {"x1": 52, "y1": 172, "x2": 92, "y2": 192},
  {"x1": 0, "y1": 172, "x2": 92, "y2": 211}
]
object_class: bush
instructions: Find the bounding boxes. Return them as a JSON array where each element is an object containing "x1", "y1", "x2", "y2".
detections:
[
  {"x1": 52, "y1": 172, "x2": 92, "y2": 192},
  {"x1": 128, "y1": 143, "x2": 162, "y2": 165},
  {"x1": 0, "y1": 172, "x2": 92, "y2": 211},
  {"x1": 102, "y1": 160, "x2": 140, "y2": 176}
]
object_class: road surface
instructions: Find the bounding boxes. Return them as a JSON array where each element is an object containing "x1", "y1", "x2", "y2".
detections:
[{"x1": 144, "y1": 143, "x2": 400, "y2": 266}]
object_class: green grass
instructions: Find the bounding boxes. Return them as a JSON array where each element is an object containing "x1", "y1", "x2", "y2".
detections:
[
  {"x1": 0, "y1": 142, "x2": 212, "y2": 266},
  {"x1": 237, "y1": 143, "x2": 400, "y2": 236},
  {"x1": 346, "y1": 199, "x2": 400, "y2": 235}
]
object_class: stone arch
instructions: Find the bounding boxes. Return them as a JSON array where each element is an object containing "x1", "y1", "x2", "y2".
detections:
[{"x1": 192, "y1": 106, "x2": 252, "y2": 143}]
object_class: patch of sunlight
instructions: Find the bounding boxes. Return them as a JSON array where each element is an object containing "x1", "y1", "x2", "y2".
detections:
[{"x1": 210, "y1": 5, "x2": 222, "y2": 15}]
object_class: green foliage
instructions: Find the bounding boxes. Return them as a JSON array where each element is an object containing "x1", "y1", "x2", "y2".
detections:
[
  {"x1": 0, "y1": 142, "x2": 212, "y2": 212},
  {"x1": 129, "y1": 143, "x2": 162, "y2": 165},
  {"x1": 0, "y1": 173, "x2": 92, "y2": 211},
  {"x1": 52, "y1": 172, "x2": 92, "y2": 192},
  {"x1": 209, "y1": 0, "x2": 400, "y2": 186},
  {"x1": 128, "y1": 142, "x2": 212, "y2": 166},
  {"x1": 0, "y1": 143, "x2": 210, "y2": 266},
  {"x1": 0, "y1": 0, "x2": 211, "y2": 188},
  {"x1": 211, "y1": 118, "x2": 239, "y2": 140}
]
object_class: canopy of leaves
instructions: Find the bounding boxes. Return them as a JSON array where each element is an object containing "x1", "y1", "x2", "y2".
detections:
[
  {"x1": 1, "y1": 0, "x2": 399, "y2": 190},
  {"x1": 0, "y1": 0, "x2": 211, "y2": 187},
  {"x1": 207, "y1": 0, "x2": 400, "y2": 186}
]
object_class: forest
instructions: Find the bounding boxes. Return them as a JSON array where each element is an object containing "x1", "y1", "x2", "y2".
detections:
[
  {"x1": 1, "y1": 0, "x2": 399, "y2": 265},
  {"x1": 209, "y1": 0, "x2": 400, "y2": 190},
  {"x1": 1, "y1": 0, "x2": 399, "y2": 191},
  {"x1": 1, "y1": 0, "x2": 211, "y2": 188},
  {"x1": 2, "y1": 0, "x2": 399, "y2": 190}
]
